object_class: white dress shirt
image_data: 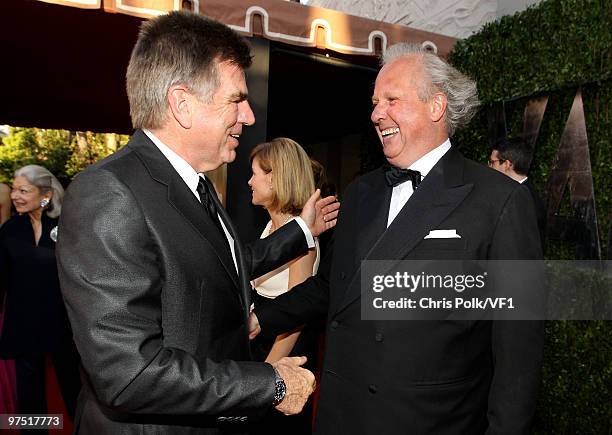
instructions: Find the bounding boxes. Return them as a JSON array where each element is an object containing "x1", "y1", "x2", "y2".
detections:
[
  {"x1": 143, "y1": 129, "x2": 314, "y2": 274},
  {"x1": 387, "y1": 139, "x2": 452, "y2": 227}
]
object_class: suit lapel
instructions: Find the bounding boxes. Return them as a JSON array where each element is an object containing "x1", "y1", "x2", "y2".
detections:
[
  {"x1": 167, "y1": 179, "x2": 240, "y2": 288},
  {"x1": 207, "y1": 188, "x2": 251, "y2": 312},
  {"x1": 329, "y1": 172, "x2": 390, "y2": 314},
  {"x1": 369, "y1": 151, "x2": 473, "y2": 261},
  {"x1": 336, "y1": 147, "x2": 473, "y2": 313},
  {"x1": 355, "y1": 170, "x2": 392, "y2": 265},
  {"x1": 128, "y1": 131, "x2": 240, "y2": 292}
]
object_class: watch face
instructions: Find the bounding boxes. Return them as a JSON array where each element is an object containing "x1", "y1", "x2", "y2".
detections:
[{"x1": 273, "y1": 378, "x2": 286, "y2": 405}]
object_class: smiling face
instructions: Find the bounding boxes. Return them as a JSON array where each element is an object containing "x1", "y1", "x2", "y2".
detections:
[
  {"x1": 248, "y1": 157, "x2": 274, "y2": 209},
  {"x1": 187, "y1": 61, "x2": 255, "y2": 172},
  {"x1": 371, "y1": 56, "x2": 447, "y2": 168},
  {"x1": 10, "y1": 176, "x2": 50, "y2": 215}
]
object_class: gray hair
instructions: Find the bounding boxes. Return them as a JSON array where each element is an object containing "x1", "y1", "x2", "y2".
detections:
[
  {"x1": 382, "y1": 43, "x2": 480, "y2": 137},
  {"x1": 14, "y1": 165, "x2": 64, "y2": 218},
  {"x1": 126, "y1": 11, "x2": 252, "y2": 130}
]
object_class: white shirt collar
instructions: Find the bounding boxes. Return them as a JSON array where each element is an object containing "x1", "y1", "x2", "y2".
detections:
[
  {"x1": 386, "y1": 139, "x2": 452, "y2": 228},
  {"x1": 406, "y1": 138, "x2": 452, "y2": 178},
  {"x1": 142, "y1": 129, "x2": 201, "y2": 199},
  {"x1": 518, "y1": 176, "x2": 528, "y2": 184}
]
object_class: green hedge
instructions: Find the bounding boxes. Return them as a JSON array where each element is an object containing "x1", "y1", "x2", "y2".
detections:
[
  {"x1": 450, "y1": 0, "x2": 610, "y2": 103},
  {"x1": 449, "y1": 0, "x2": 611, "y2": 257},
  {"x1": 449, "y1": 0, "x2": 611, "y2": 432},
  {"x1": 535, "y1": 320, "x2": 612, "y2": 434}
]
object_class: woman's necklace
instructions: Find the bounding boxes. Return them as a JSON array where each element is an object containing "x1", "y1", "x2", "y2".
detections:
[{"x1": 269, "y1": 213, "x2": 293, "y2": 235}]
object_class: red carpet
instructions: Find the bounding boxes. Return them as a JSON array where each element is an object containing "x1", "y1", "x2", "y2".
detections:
[{"x1": 45, "y1": 356, "x2": 74, "y2": 435}]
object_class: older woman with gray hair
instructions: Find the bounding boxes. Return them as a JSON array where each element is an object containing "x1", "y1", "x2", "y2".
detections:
[{"x1": 0, "y1": 164, "x2": 80, "y2": 423}]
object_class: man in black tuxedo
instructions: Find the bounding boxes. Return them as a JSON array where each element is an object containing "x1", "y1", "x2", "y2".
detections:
[
  {"x1": 489, "y1": 137, "x2": 547, "y2": 248},
  {"x1": 57, "y1": 11, "x2": 338, "y2": 434},
  {"x1": 252, "y1": 44, "x2": 544, "y2": 434}
]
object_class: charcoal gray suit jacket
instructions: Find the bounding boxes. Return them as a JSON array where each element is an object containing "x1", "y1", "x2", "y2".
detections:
[{"x1": 57, "y1": 130, "x2": 307, "y2": 434}]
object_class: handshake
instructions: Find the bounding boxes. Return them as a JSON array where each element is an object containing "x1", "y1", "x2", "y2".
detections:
[
  {"x1": 250, "y1": 312, "x2": 316, "y2": 415},
  {"x1": 271, "y1": 356, "x2": 316, "y2": 415}
]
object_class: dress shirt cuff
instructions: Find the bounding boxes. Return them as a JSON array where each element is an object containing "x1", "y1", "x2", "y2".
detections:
[{"x1": 293, "y1": 217, "x2": 315, "y2": 249}]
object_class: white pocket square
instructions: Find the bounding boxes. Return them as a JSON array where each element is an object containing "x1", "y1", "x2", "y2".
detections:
[{"x1": 424, "y1": 229, "x2": 461, "y2": 239}]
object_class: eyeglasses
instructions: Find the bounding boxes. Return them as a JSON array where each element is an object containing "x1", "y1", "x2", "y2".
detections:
[{"x1": 488, "y1": 159, "x2": 506, "y2": 166}]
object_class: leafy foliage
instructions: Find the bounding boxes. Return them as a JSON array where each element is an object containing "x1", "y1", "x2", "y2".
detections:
[
  {"x1": 535, "y1": 320, "x2": 612, "y2": 434},
  {"x1": 450, "y1": 0, "x2": 611, "y2": 257},
  {"x1": 449, "y1": 0, "x2": 611, "y2": 432},
  {"x1": 450, "y1": 0, "x2": 611, "y2": 103},
  {"x1": 0, "y1": 127, "x2": 128, "y2": 186}
]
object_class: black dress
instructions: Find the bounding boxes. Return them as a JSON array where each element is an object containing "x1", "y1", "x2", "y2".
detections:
[{"x1": 0, "y1": 213, "x2": 80, "y2": 426}]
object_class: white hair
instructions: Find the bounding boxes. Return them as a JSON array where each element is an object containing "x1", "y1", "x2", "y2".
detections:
[
  {"x1": 14, "y1": 165, "x2": 64, "y2": 218},
  {"x1": 383, "y1": 43, "x2": 480, "y2": 137}
]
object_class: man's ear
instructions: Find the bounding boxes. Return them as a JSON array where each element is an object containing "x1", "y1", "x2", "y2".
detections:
[
  {"x1": 167, "y1": 85, "x2": 192, "y2": 129},
  {"x1": 502, "y1": 159, "x2": 513, "y2": 173},
  {"x1": 430, "y1": 92, "x2": 447, "y2": 123}
]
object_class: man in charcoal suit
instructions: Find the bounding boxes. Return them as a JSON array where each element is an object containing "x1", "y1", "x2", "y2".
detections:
[
  {"x1": 251, "y1": 43, "x2": 544, "y2": 434},
  {"x1": 57, "y1": 11, "x2": 338, "y2": 434}
]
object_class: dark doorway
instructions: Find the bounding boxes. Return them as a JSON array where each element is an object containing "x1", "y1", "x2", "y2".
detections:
[
  {"x1": 235, "y1": 42, "x2": 384, "y2": 242},
  {"x1": 267, "y1": 43, "x2": 383, "y2": 198}
]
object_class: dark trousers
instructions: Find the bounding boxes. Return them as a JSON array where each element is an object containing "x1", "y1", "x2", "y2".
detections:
[
  {"x1": 14, "y1": 348, "x2": 81, "y2": 434},
  {"x1": 250, "y1": 292, "x2": 322, "y2": 435},
  {"x1": 15, "y1": 356, "x2": 46, "y2": 413}
]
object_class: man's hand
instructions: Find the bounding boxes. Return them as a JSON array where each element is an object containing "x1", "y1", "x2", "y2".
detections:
[
  {"x1": 300, "y1": 189, "x2": 340, "y2": 237},
  {"x1": 248, "y1": 311, "x2": 261, "y2": 340},
  {"x1": 272, "y1": 356, "x2": 316, "y2": 415}
]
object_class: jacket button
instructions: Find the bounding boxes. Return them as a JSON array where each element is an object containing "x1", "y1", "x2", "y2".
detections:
[
  {"x1": 375, "y1": 332, "x2": 384, "y2": 342},
  {"x1": 330, "y1": 320, "x2": 339, "y2": 330},
  {"x1": 368, "y1": 384, "x2": 378, "y2": 394}
]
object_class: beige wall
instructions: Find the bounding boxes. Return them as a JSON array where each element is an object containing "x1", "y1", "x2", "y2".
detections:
[{"x1": 306, "y1": 0, "x2": 542, "y2": 39}]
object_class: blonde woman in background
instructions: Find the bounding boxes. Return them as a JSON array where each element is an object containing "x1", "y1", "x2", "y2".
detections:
[
  {"x1": 248, "y1": 137, "x2": 320, "y2": 434},
  {"x1": 249, "y1": 137, "x2": 320, "y2": 363}
]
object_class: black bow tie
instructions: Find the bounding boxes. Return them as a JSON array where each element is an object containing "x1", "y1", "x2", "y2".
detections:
[{"x1": 383, "y1": 165, "x2": 422, "y2": 189}]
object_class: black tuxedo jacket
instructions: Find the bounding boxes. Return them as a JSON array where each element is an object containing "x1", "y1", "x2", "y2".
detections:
[
  {"x1": 523, "y1": 178, "x2": 546, "y2": 249},
  {"x1": 57, "y1": 130, "x2": 307, "y2": 434},
  {"x1": 258, "y1": 147, "x2": 544, "y2": 435}
]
